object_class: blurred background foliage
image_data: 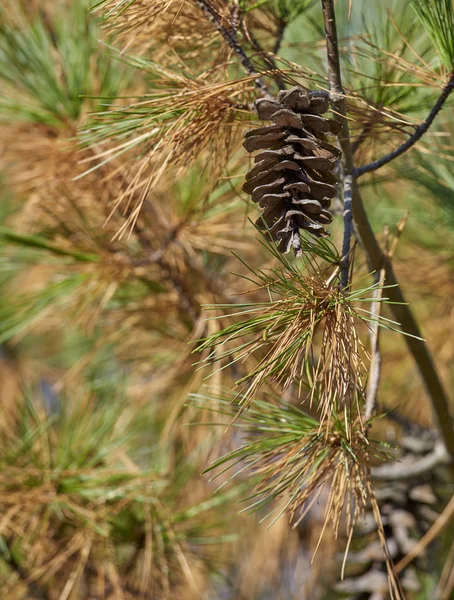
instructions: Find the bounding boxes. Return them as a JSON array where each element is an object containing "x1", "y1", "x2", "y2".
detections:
[{"x1": 0, "y1": 0, "x2": 453, "y2": 598}]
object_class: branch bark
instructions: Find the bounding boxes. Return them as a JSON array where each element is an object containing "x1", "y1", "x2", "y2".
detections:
[
  {"x1": 354, "y1": 72, "x2": 454, "y2": 177},
  {"x1": 272, "y1": 19, "x2": 286, "y2": 55},
  {"x1": 321, "y1": 0, "x2": 354, "y2": 289},
  {"x1": 365, "y1": 269, "x2": 384, "y2": 421},
  {"x1": 195, "y1": 0, "x2": 271, "y2": 96}
]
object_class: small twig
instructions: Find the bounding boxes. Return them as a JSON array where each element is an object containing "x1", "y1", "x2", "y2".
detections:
[
  {"x1": 242, "y1": 27, "x2": 285, "y2": 90},
  {"x1": 371, "y1": 441, "x2": 451, "y2": 481},
  {"x1": 365, "y1": 269, "x2": 384, "y2": 421},
  {"x1": 273, "y1": 18, "x2": 286, "y2": 55},
  {"x1": 321, "y1": 0, "x2": 354, "y2": 290},
  {"x1": 365, "y1": 216, "x2": 407, "y2": 421},
  {"x1": 195, "y1": 0, "x2": 271, "y2": 96},
  {"x1": 355, "y1": 72, "x2": 454, "y2": 177}
]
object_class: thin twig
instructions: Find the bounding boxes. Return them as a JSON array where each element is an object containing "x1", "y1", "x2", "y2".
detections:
[
  {"x1": 273, "y1": 19, "x2": 286, "y2": 55},
  {"x1": 365, "y1": 269, "x2": 384, "y2": 421},
  {"x1": 321, "y1": 0, "x2": 354, "y2": 289},
  {"x1": 365, "y1": 215, "x2": 407, "y2": 421},
  {"x1": 354, "y1": 72, "x2": 454, "y2": 177},
  {"x1": 195, "y1": 0, "x2": 271, "y2": 96}
]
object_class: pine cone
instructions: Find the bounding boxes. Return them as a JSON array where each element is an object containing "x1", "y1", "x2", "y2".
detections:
[{"x1": 242, "y1": 87, "x2": 341, "y2": 255}]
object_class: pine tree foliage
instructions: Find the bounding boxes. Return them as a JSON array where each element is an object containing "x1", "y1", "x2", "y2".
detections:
[
  {"x1": 0, "y1": 384, "x2": 237, "y2": 598},
  {"x1": 411, "y1": 0, "x2": 454, "y2": 70},
  {"x1": 0, "y1": 0, "x2": 453, "y2": 598},
  {"x1": 192, "y1": 393, "x2": 376, "y2": 535}
]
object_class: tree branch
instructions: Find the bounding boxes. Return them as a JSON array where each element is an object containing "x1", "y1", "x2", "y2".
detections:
[
  {"x1": 272, "y1": 18, "x2": 286, "y2": 55},
  {"x1": 195, "y1": 0, "x2": 271, "y2": 96},
  {"x1": 354, "y1": 72, "x2": 454, "y2": 177},
  {"x1": 352, "y1": 179, "x2": 454, "y2": 459},
  {"x1": 321, "y1": 0, "x2": 354, "y2": 289},
  {"x1": 320, "y1": 0, "x2": 454, "y2": 459}
]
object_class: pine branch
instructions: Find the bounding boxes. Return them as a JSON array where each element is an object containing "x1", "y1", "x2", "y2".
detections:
[
  {"x1": 242, "y1": 27, "x2": 285, "y2": 90},
  {"x1": 321, "y1": 0, "x2": 354, "y2": 289},
  {"x1": 354, "y1": 72, "x2": 454, "y2": 177},
  {"x1": 351, "y1": 179, "x2": 454, "y2": 460},
  {"x1": 273, "y1": 18, "x2": 286, "y2": 55},
  {"x1": 194, "y1": 0, "x2": 271, "y2": 96},
  {"x1": 321, "y1": 0, "x2": 454, "y2": 460}
]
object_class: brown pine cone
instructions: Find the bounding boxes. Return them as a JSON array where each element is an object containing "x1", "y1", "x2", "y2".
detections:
[{"x1": 242, "y1": 87, "x2": 341, "y2": 255}]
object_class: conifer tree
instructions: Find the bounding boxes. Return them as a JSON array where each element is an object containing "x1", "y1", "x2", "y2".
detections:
[{"x1": 0, "y1": 0, "x2": 453, "y2": 598}]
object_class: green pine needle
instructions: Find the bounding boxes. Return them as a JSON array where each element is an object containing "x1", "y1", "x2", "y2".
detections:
[
  {"x1": 190, "y1": 392, "x2": 376, "y2": 535},
  {"x1": 0, "y1": 226, "x2": 101, "y2": 263},
  {"x1": 411, "y1": 0, "x2": 454, "y2": 70},
  {"x1": 195, "y1": 240, "x2": 403, "y2": 410},
  {"x1": 0, "y1": 274, "x2": 88, "y2": 344},
  {"x1": 0, "y1": 2, "x2": 127, "y2": 125}
]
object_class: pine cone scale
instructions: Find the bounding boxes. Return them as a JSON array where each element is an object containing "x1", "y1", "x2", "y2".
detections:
[{"x1": 242, "y1": 87, "x2": 341, "y2": 253}]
